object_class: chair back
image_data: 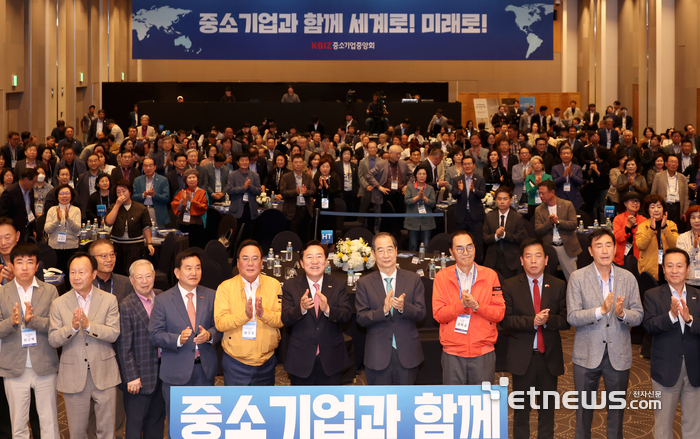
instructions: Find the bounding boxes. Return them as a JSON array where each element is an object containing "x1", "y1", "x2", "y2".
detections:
[
  {"x1": 157, "y1": 232, "x2": 177, "y2": 281},
  {"x1": 576, "y1": 209, "x2": 593, "y2": 228},
  {"x1": 623, "y1": 253, "x2": 639, "y2": 278},
  {"x1": 271, "y1": 231, "x2": 303, "y2": 254},
  {"x1": 205, "y1": 240, "x2": 232, "y2": 279},
  {"x1": 427, "y1": 233, "x2": 451, "y2": 254},
  {"x1": 343, "y1": 227, "x2": 374, "y2": 244},
  {"x1": 37, "y1": 243, "x2": 57, "y2": 271},
  {"x1": 185, "y1": 247, "x2": 225, "y2": 290},
  {"x1": 253, "y1": 209, "x2": 287, "y2": 251}
]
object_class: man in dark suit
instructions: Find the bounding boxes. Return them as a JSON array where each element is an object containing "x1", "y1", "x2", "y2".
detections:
[
  {"x1": 54, "y1": 146, "x2": 86, "y2": 187},
  {"x1": 227, "y1": 151, "x2": 262, "y2": 241},
  {"x1": 451, "y1": 156, "x2": 486, "y2": 264},
  {"x1": 356, "y1": 232, "x2": 426, "y2": 384},
  {"x1": 0, "y1": 168, "x2": 37, "y2": 242},
  {"x1": 509, "y1": 101, "x2": 524, "y2": 127},
  {"x1": 246, "y1": 146, "x2": 268, "y2": 189},
  {"x1": 491, "y1": 105, "x2": 510, "y2": 128},
  {"x1": 684, "y1": 124, "x2": 700, "y2": 154},
  {"x1": 282, "y1": 241, "x2": 351, "y2": 385},
  {"x1": 148, "y1": 251, "x2": 222, "y2": 438},
  {"x1": 1, "y1": 131, "x2": 26, "y2": 170},
  {"x1": 200, "y1": 153, "x2": 231, "y2": 202},
  {"x1": 128, "y1": 104, "x2": 139, "y2": 129},
  {"x1": 497, "y1": 139, "x2": 519, "y2": 173},
  {"x1": 116, "y1": 259, "x2": 165, "y2": 439},
  {"x1": 111, "y1": 150, "x2": 140, "y2": 187},
  {"x1": 368, "y1": 145, "x2": 412, "y2": 237},
  {"x1": 88, "y1": 109, "x2": 107, "y2": 144},
  {"x1": 393, "y1": 118, "x2": 412, "y2": 138},
  {"x1": 279, "y1": 154, "x2": 316, "y2": 243},
  {"x1": 598, "y1": 118, "x2": 619, "y2": 150},
  {"x1": 643, "y1": 248, "x2": 700, "y2": 439},
  {"x1": 165, "y1": 153, "x2": 187, "y2": 227},
  {"x1": 551, "y1": 146, "x2": 584, "y2": 209},
  {"x1": 416, "y1": 147, "x2": 448, "y2": 193},
  {"x1": 89, "y1": 239, "x2": 133, "y2": 303},
  {"x1": 582, "y1": 103, "x2": 600, "y2": 132},
  {"x1": 531, "y1": 106, "x2": 548, "y2": 131},
  {"x1": 502, "y1": 238, "x2": 569, "y2": 439},
  {"x1": 532, "y1": 138, "x2": 555, "y2": 174},
  {"x1": 75, "y1": 153, "x2": 102, "y2": 219},
  {"x1": 483, "y1": 187, "x2": 529, "y2": 278},
  {"x1": 307, "y1": 115, "x2": 325, "y2": 136},
  {"x1": 13, "y1": 144, "x2": 45, "y2": 182},
  {"x1": 57, "y1": 127, "x2": 83, "y2": 158}
]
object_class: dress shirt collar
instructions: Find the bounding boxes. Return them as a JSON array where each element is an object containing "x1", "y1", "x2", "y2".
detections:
[
  {"x1": 306, "y1": 276, "x2": 324, "y2": 298},
  {"x1": 526, "y1": 273, "x2": 545, "y2": 290},
  {"x1": 14, "y1": 277, "x2": 39, "y2": 299},
  {"x1": 178, "y1": 283, "x2": 197, "y2": 302}
]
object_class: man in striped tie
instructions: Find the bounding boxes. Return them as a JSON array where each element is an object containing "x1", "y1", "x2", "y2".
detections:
[{"x1": 501, "y1": 238, "x2": 569, "y2": 439}]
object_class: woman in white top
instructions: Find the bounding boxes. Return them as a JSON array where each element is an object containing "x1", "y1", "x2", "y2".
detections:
[
  {"x1": 33, "y1": 167, "x2": 54, "y2": 216},
  {"x1": 676, "y1": 205, "x2": 700, "y2": 286},
  {"x1": 43, "y1": 184, "x2": 81, "y2": 273}
]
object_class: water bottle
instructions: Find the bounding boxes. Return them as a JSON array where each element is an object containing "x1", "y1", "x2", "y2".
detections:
[
  {"x1": 605, "y1": 217, "x2": 612, "y2": 229},
  {"x1": 325, "y1": 259, "x2": 331, "y2": 275},
  {"x1": 347, "y1": 268, "x2": 355, "y2": 286},
  {"x1": 578, "y1": 220, "x2": 584, "y2": 232},
  {"x1": 440, "y1": 252, "x2": 446, "y2": 269},
  {"x1": 271, "y1": 191, "x2": 275, "y2": 201},
  {"x1": 286, "y1": 242, "x2": 293, "y2": 261},
  {"x1": 512, "y1": 195, "x2": 518, "y2": 207},
  {"x1": 225, "y1": 193, "x2": 230, "y2": 203},
  {"x1": 267, "y1": 248, "x2": 274, "y2": 269},
  {"x1": 428, "y1": 260, "x2": 436, "y2": 280},
  {"x1": 86, "y1": 220, "x2": 91, "y2": 233},
  {"x1": 273, "y1": 256, "x2": 281, "y2": 277},
  {"x1": 418, "y1": 242, "x2": 425, "y2": 262},
  {"x1": 593, "y1": 219, "x2": 600, "y2": 229},
  {"x1": 91, "y1": 224, "x2": 97, "y2": 240},
  {"x1": 447, "y1": 191, "x2": 453, "y2": 203}
]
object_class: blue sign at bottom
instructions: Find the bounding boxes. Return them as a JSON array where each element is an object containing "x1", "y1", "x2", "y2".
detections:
[{"x1": 171, "y1": 384, "x2": 508, "y2": 438}]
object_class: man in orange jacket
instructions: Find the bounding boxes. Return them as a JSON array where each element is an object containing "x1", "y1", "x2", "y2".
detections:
[{"x1": 433, "y1": 230, "x2": 505, "y2": 385}]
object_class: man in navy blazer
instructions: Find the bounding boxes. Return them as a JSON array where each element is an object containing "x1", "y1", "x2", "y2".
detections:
[
  {"x1": 227, "y1": 151, "x2": 262, "y2": 240},
  {"x1": 132, "y1": 157, "x2": 170, "y2": 228},
  {"x1": 356, "y1": 232, "x2": 426, "y2": 385},
  {"x1": 116, "y1": 260, "x2": 165, "y2": 439},
  {"x1": 200, "y1": 153, "x2": 230, "y2": 202},
  {"x1": 550, "y1": 146, "x2": 584, "y2": 209},
  {"x1": 597, "y1": 118, "x2": 620, "y2": 149},
  {"x1": 282, "y1": 241, "x2": 351, "y2": 385},
  {"x1": 148, "y1": 251, "x2": 221, "y2": 438},
  {"x1": 643, "y1": 249, "x2": 700, "y2": 439},
  {"x1": 451, "y1": 156, "x2": 486, "y2": 264}
]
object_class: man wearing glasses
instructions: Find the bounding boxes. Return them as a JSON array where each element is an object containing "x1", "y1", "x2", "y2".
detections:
[
  {"x1": 115, "y1": 259, "x2": 165, "y2": 439},
  {"x1": 433, "y1": 230, "x2": 505, "y2": 385},
  {"x1": 89, "y1": 239, "x2": 133, "y2": 303},
  {"x1": 49, "y1": 252, "x2": 121, "y2": 439},
  {"x1": 356, "y1": 232, "x2": 426, "y2": 385},
  {"x1": 214, "y1": 240, "x2": 282, "y2": 386}
]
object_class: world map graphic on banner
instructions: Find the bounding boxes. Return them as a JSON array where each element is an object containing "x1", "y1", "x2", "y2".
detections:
[{"x1": 131, "y1": 1, "x2": 554, "y2": 61}]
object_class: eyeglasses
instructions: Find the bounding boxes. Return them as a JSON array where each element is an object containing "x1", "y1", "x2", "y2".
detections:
[
  {"x1": 133, "y1": 274, "x2": 154, "y2": 282},
  {"x1": 58, "y1": 191, "x2": 72, "y2": 196},
  {"x1": 240, "y1": 256, "x2": 261, "y2": 264},
  {"x1": 375, "y1": 247, "x2": 396, "y2": 256},
  {"x1": 94, "y1": 252, "x2": 116, "y2": 260},
  {"x1": 454, "y1": 245, "x2": 475, "y2": 254}
]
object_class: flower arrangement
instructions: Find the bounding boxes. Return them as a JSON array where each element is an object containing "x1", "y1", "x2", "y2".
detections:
[
  {"x1": 333, "y1": 238, "x2": 375, "y2": 271},
  {"x1": 482, "y1": 191, "x2": 496, "y2": 213},
  {"x1": 443, "y1": 157, "x2": 453, "y2": 167},
  {"x1": 256, "y1": 192, "x2": 270, "y2": 205}
]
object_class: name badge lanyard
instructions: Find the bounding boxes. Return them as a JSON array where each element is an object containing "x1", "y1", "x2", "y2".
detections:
[
  {"x1": 389, "y1": 163, "x2": 398, "y2": 186},
  {"x1": 491, "y1": 167, "x2": 501, "y2": 180},
  {"x1": 456, "y1": 267, "x2": 477, "y2": 314}
]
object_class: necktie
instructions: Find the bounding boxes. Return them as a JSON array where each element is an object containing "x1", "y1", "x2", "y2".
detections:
[
  {"x1": 186, "y1": 292, "x2": 199, "y2": 358},
  {"x1": 384, "y1": 278, "x2": 396, "y2": 349},
  {"x1": 533, "y1": 280, "x2": 545, "y2": 354},
  {"x1": 433, "y1": 166, "x2": 437, "y2": 183},
  {"x1": 500, "y1": 214, "x2": 505, "y2": 228},
  {"x1": 313, "y1": 283, "x2": 320, "y2": 354}
]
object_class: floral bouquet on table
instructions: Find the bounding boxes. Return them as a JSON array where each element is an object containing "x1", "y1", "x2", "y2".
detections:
[
  {"x1": 443, "y1": 157, "x2": 453, "y2": 168},
  {"x1": 332, "y1": 238, "x2": 375, "y2": 272},
  {"x1": 256, "y1": 192, "x2": 270, "y2": 206},
  {"x1": 482, "y1": 191, "x2": 496, "y2": 214}
]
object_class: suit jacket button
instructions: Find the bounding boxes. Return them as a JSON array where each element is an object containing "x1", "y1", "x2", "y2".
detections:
[
  {"x1": 84, "y1": 358, "x2": 88, "y2": 362},
  {"x1": 606, "y1": 324, "x2": 609, "y2": 327},
  {"x1": 85, "y1": 343, "x2": 89, "y2": 346},
  {"x1": 603, "y1": 340, "x2": 606, "y2": 343}
]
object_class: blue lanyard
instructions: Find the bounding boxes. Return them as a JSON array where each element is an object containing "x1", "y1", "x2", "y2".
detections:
[{"x1": 456, "y1": 266, "x2": 477, "y2": 299}]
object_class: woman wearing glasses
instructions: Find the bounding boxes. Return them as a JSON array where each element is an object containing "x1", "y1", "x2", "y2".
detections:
[{"x1": 44, "y1": 184, "x2": 81, "y2": 273}]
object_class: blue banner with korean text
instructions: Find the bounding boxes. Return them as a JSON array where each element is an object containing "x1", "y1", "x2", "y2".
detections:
[
  {"x1": 170, "y1": 384, "x2": 508, "y2": 439},
  {"x1": 132, "y1": 1, "x2": 554, "y2": 61}
]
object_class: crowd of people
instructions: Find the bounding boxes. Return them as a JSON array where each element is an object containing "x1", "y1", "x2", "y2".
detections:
[{"x1": 0, "y1": 97, "x2": 699, "y2": 439}]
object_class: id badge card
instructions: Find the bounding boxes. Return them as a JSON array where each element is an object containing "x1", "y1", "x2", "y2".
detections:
[
  {"x1": 344, "y1": 180, "x2": 352, "y2": 191},
  {"x1": 183, "y1": 212, "x2": 191, "y2": 223},
  {"x1": 552, "y1": 227, "x2": 561, "y2": 242},
  {"x1": 68, "y1": 180, "x2": 75, "y2": 188},
  {"x1": 243, "y1": 193, "x2": 249, "y2": 202},
  {"x1": 491, "y1": 184, "x2": 500, "y2": 191},
  {"x1": 694, "y1": 266, "x2": 700, "y2": 279},
  {"x1": 27, "y1": 212, "x2": 35, "y2": 223},
  {"x1": 658, "y1": 249, "x2": 664, "y2": 263},
  {"x1": 242, "y1": 321, "x2": 257, "y2": 340},
  {"x1": 391, "y1": 180, "x2": 398, "y2": 190},
  {"x1": 564, "y1": 183, "x2": 571, "y2": 192},
  {"x1": 215, "y1": 183, "x2": 222, "y2": 193},
  {"x1": 624, "y1": 242, "x2": 633, "y2": 256},
  {"x1": 297, "y1": 195, "x2": 306, "y2": 206},
  {"x1": 21, "y1": 328, "x2": 37, "y2": 347},
  {"x1": 454, "y1": 314, "x2": 471, "y2": 334},
  {"x1": 35, "y1": 203, "x2": 44, "y2": 215},
  {"x1": 11, "y1": 159, "x2": 17, "y2": 168},
  {"x1": 535, "y1": 194, "x2": 542, "y2": 204},
  {"x1": 418, "y1": 203, "x2": 427, "y2": 214},
  {"x1": 57, "y1": 232, "x2": 67, "y2": 243},
  {"x1": 322, "y1": 198, "x2": 329, "y2": 209},
  {"x1": 668, "y1": 193, "x2": 677, "y2": 203},
  {"x1": 96, "y1": 205, "x2": 106, "y2": 217}
]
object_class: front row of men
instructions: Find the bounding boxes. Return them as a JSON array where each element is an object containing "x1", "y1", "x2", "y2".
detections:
[{"x1": 0, "y1": 229, "x2": 697, "y2": 439}]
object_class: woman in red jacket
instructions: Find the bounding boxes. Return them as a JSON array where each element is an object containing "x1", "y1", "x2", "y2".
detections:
[
  {"x1": 612, "y1": 191, "x2": 646, "y2": 265},
  {"x1": 171, "y1": 168, "x2": 208, "y2": 247}
]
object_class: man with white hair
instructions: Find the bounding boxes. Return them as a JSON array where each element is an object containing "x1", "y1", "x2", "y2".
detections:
[
  {"x1": 137, "y1": 116, "x2": 156, "y2": 143},
  {"x1": 115, "y1": 260, "x2": 165, "y2": 439},
  {"x1": 368, "y1": 145, "x2": 411, "y2": 236}
]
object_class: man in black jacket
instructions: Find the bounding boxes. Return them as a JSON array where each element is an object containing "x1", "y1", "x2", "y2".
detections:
[
  {"x1": 483, "y1": 187, "x2": 529, "y2": 278},
  {"x1": 0, "y1": 168, "x2": 37, "y2": 242},
  {"x1": 501, "y1": 238, "x2": 569, "y2": 439}
]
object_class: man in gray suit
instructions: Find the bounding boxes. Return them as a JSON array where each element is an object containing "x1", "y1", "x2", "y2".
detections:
[
  {"x1": 534, "y1": 180, "x2": 581, "y2": 281},
  {"x1": 356, "y1": 232, "x2": 426, "y2": 384},
  {"x1": 368, "y1": 145, "x2": 411, "y2": 237},
  {"x1": 357, "y1": 141, "x2": 383, "y2": 229},
  {"x1": 227, "y1": 151, "x2": 262, "y2": 241},
  {"x1": 49, "y1": 252, "x2": 121, "y2": 439},
  {"x1": 0, "y1": 243, "x2": 60, "y2": 439},
  {"x1": 464, "y1": 133, "x2": 489, "y2": 176},
  {"x1": 200, "y1": 153, "x2": 230, "y2": 203},
  {"x1": 567, "y1": 228, "x2": 643, "y2": 439}
]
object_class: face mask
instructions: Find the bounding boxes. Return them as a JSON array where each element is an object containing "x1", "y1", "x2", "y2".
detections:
[{"x1": 37, "y1": 174, "x2": 45, "y2": 182}]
